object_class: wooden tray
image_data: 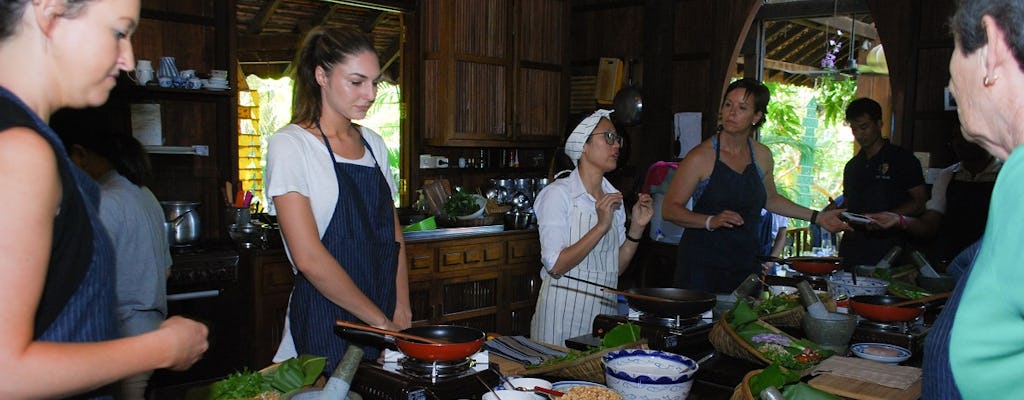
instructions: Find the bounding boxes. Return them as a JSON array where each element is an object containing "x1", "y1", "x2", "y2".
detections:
[{"x1": 809, "y1": 373, "x2": 921, "y2": 400}]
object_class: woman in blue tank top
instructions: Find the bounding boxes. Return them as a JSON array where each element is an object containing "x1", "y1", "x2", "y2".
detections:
[
  {"x1": 662, "y1": 78, "x2": 848, "y2": 293},
  {"x1": 0, "y1": 1, "x2": 208, "y2": 397}
]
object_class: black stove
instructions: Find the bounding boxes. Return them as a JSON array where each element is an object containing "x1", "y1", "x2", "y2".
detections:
[
  {"x1": 851, "y1": 317, "x2": 930, "y2": 359},
  {"x1": 566, "y1": 313, "x2": 714, "y2": 360},
  {"x1": 350, "y1": 358, "x2": 501, "y2": 400}
]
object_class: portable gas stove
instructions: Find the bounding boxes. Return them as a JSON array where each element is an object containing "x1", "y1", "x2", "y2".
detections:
[
  {"x1": 350, "y1": 357, "x2": 501, "y2": 400},
  {"x1": 850, "y1": 317, "x2": 930, "y2": 358},
  {"x1": 565, "y1": 313, "x2": 714, "y2": 359}
]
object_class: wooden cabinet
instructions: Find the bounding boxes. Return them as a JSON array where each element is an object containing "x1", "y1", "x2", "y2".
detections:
[
  {"x1": 405, "y1": 230, "x2": 542, "y2": 334},
  {"x1": 421, "y1": 0, "x2": 568, "y2": 147},
  {"x1": 239, "y1": 249, "x2": 294, "y2": 368},
  {"x1": 239, "y1": 229, "x2": 542, "y2": 367},
  {"x1": 104, "y1": 0, "x2": 237, "y2": 242}
]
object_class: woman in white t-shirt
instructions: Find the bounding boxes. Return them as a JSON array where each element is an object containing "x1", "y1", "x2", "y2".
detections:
[{"x1": 265, "y1": 27, "x2": 410, "y2": 372}]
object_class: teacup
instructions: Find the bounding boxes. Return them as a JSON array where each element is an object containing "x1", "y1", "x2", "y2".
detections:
[
  {"x1": 130, "y1": 68, "x2": 154, "y2": 86},
  {"x1": 188, "y1": 77, "x2": 202, "y2": 90},
  {"x1": 210, "y1": 69, "x2": 228, "y2": 80},
  {"x1": 179, "y1": 69, "x2": 196, "y2": 79},
  {"x1": 158, "y1": 76, "x2": 173, "y2": 88}
]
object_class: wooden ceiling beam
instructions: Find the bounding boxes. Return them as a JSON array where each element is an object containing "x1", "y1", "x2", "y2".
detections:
[
  {"x1": 245, "y1": 0, "x2": 285, "y2": 35},
  {"x1": 360, "y1": 10, "x2": 387, "y2": 33}
]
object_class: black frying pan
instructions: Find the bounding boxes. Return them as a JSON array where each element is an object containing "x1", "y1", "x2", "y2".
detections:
[{"x1": 623, "y1": 288, "x2": 716, "y2": 317}]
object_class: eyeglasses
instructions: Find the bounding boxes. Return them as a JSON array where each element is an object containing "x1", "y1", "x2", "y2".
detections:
[{"x1": 589, "y1": 130, "x2": 623, "y2": 146}]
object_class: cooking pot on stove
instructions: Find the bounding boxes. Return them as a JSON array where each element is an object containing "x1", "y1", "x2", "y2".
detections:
[{"x1": 160, "y1": 201, "x2": 201, "y2": 246}]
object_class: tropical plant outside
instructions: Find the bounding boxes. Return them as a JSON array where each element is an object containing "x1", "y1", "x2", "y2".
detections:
[
  {"x1": 760, "y1": 77, "x2": 857, "y2": 227},
  {"x1": 243, "y1": 76, "x2": 403, "y2": 206}
]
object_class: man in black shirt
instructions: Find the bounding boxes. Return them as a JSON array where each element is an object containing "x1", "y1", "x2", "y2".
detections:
[{"x1": 838, "y1": 98, "x2": 927, "y2": 267}]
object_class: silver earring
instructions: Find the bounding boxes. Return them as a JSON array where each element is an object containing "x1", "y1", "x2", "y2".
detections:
[{"x1": 984, "y1": 75, "x2": 998, "y2": 87}]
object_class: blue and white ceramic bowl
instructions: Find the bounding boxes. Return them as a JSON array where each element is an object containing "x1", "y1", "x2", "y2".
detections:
[{"x1": 603, "y1": 349, "x2": 698, "y2": 400}]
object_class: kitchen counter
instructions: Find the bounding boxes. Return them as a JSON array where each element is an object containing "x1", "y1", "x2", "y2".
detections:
[{"x1": 402, "y1": 224, "x2": 536, "y2": 242}]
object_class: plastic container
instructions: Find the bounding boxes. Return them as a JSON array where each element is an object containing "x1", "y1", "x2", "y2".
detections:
[{"x1": 402, "y1": 216, "x2": 436, "y2": 232}]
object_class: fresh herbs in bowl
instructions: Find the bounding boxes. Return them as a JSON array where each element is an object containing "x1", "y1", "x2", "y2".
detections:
[{"x1": 444, "y1": 191, "x2": 484, "y2": 218}]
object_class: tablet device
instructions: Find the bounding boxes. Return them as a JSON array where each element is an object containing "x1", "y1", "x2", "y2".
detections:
[{"x1": 840, "y1": 211, "x2": 874, "y2": 224}]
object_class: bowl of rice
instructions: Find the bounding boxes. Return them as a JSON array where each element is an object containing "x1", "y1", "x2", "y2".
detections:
[
  {"x1": 603, "y1": 349, "x2": 698, "y2": 400},
  {"x1": 555, "y1": 385, "x2": 622, "y2": 400}
]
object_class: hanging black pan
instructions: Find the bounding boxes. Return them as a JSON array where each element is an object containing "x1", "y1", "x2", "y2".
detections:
[{"x1": 613, "y1": 59, "x2": 643, "y2": 126}]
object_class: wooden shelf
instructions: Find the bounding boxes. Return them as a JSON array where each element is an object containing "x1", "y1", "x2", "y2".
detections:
[{"x1": 144, "y1": 145, "x2": 210, "y2": 156}]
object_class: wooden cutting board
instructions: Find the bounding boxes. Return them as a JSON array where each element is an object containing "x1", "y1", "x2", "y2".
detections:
[{"x1": 809, "y1": 374, "x2": 921, "y2": 400}]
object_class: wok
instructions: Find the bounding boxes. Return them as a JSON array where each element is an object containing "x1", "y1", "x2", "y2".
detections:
[
  {"x1": 335, "y1": 322, "x2": 485, "y2": 362},
  {"x1": 623, "y1": 288, "x2": 716, "y2": 317},
  {"x1": 760, "y1": 256, "x2": 842, "y2": 275},
  {"x1": 849, "y1": 295, "x2": 924, "y2": 322}
]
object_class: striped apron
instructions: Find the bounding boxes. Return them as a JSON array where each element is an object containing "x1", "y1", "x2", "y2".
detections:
[
  {"x1": 530, "y1": 196, "x2": 620, "y2": 346},
  {"x1": 288, "y1": 131, "x2": 399, "y2": 373}
]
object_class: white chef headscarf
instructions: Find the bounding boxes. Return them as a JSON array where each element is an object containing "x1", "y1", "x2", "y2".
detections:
[{"x1": 564, "y1": 109, "x2": 614, "y2": 166}]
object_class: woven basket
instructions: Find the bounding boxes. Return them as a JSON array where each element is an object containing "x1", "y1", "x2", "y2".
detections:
[
  {"x1": 709, "y1": 319, "x2": 789, "y2": 366},
  {"x1": 521, "y1": 340, "x2": 648, "y2": 384},
  {"x1": 729, "y1": 369, "x2": 762, "y2": 400},
  {"x1": 759, "y1": 292, "x2": 837, "y2": 328}
]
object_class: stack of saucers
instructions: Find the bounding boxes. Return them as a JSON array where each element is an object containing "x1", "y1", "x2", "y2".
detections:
[{"x1": 203, "y1": 77, "x2": 229, "y2": 90}]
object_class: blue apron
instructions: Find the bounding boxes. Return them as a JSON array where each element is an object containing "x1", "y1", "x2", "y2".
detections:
[
  {"x1": 675, "y1": 135, "x2": 766, "y2": 293},
  {"x1": 1, "y1": 87, "x2": 117, "y2": 399},
  {"x1": 289, "y1": 125, "x2": 399, "y2": 372}
]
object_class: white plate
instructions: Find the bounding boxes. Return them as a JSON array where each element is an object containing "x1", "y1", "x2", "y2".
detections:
[{"x1": 851, "y1": 342, "x2": 911, "y2": 364}]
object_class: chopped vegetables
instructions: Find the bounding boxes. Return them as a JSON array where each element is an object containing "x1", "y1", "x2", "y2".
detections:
[{"x1": 205, "y1": 355, "x2": 326, "y2": 400}]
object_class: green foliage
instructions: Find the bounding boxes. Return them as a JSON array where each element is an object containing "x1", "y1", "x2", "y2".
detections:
[
  {"x1": 815, "y1": 75, "x2": 857, "y2": 127},
  {"x1": 759, "y1": 79, "x2": 856, "y2": 227},
  {"x1": 209, "y1": 370, "x2": 268, "y2": 400},
  {"x1": 602, "y1": 323, "x2": 641, "y2": 347},
  {"x1": 444, "y1": 191, "x2": 481, "y2": 216}
]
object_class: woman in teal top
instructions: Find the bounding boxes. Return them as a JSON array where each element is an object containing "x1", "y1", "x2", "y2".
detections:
[{"x1": 925, "y1": 1, "x2": 1024, "y2": 397}]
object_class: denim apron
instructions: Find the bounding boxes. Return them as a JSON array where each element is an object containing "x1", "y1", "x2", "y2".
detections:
[
  {"x1": 288, "y1": 125, "x2": 399, "y2": 372},
  {"x1": 0, "y1": 87, "x2": 117, "y2": 399},
  {"x1": 675, "y1": 135, "x2": 765, "y2": 293}
]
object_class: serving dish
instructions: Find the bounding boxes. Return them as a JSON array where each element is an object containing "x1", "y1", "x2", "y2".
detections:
[{"x1": 851, "y1": 342, "x2": 911, "y2": 364}]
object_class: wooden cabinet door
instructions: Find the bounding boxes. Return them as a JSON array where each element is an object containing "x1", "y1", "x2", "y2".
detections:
[
  {"x1": 450, "y1": 60, "x2": 510, "y2": 144},
  {"x1": 513, "y1": 0, "x2": 567, "y2": 143}
]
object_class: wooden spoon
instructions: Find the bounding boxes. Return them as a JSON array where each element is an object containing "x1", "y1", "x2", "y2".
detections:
[
  {"x1": 334, "y1": 320, "x2": 449, "y2": 344},
  {"x1": 892, "y1": 292, "x2": 951, "y2": 308}
]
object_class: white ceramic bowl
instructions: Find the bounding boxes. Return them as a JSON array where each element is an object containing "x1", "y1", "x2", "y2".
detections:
[
  {"x1": 768, "y1": 285, "x2": 798, "y2": 296},
  {"x1": 481, "y1": 390, "x2": 537, "y2": 400},
  {"x1": 827, "y1": 272, "x2": 889, "y2": 299},
  {"x1": 603, "y1": 349, "x2": 698, "y2": 400},
  {"x1": 500, "y1": 377, "x2": 550, "y2": 399},
  {"x1": 454, "y1": 194, "x2": 487, "y2": 220}
]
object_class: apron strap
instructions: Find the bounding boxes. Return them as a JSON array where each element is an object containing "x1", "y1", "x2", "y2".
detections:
[{"x1": 316, "y1": 121, "x2": 378, "y2": 239}]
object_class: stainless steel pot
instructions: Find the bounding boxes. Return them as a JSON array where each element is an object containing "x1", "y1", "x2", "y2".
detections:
[
  {"x1": 504, "y1": 210, "x2": 532, "y2": 230},
  {"x1": 161, "y1": 201, "x2": 201, "y2": 246}
]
